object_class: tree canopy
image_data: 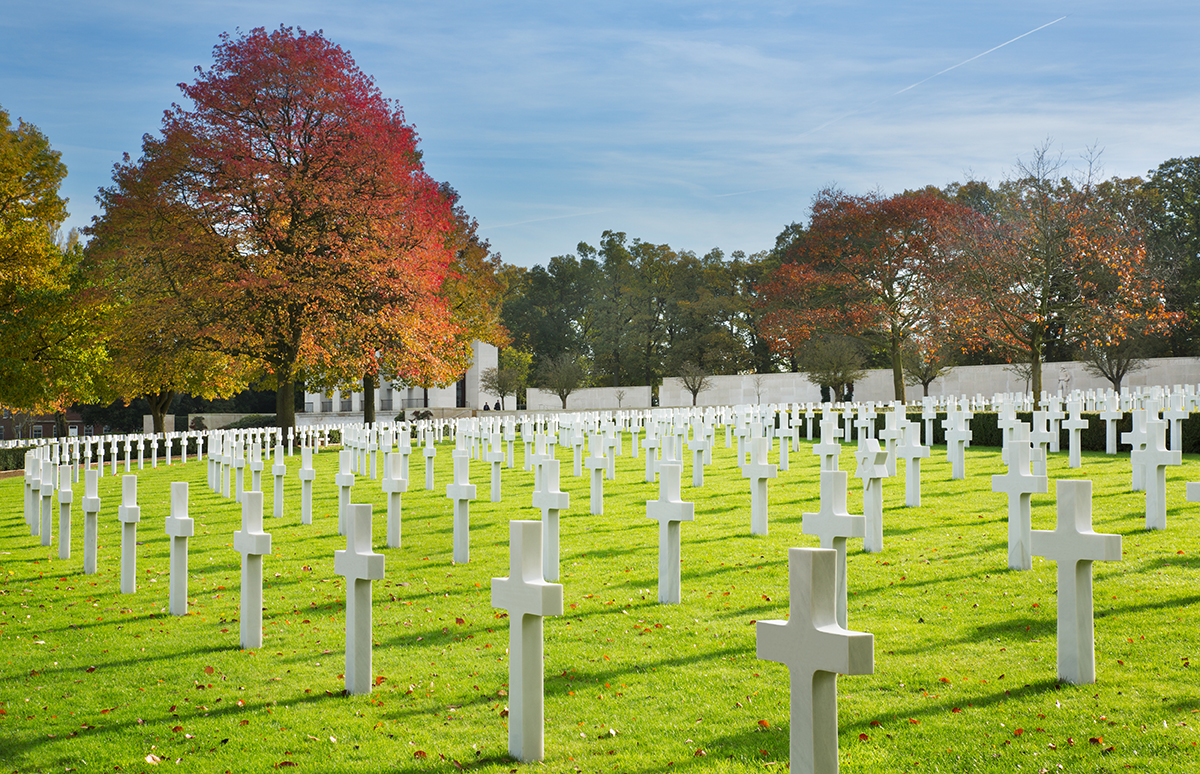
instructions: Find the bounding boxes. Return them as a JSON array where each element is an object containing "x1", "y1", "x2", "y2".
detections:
[{"x1": 89, "y1": 26, "x2": 473, "y2": 430}]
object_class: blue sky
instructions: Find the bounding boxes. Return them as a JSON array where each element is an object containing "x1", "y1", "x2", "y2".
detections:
[{"x1": 3, "y1": 1, "x2": 1196, "y2": 267}]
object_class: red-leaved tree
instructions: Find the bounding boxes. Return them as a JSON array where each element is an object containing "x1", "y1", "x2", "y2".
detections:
[
  {"x1": 947, "y1": 151, "x2": 1181, "y2": 403},
  {"x1": 758, "y1": 189, "x2": 970, "y2": 400},
  {"x1": 92, "y1": 27, "x2": 467, "y2": 430}
]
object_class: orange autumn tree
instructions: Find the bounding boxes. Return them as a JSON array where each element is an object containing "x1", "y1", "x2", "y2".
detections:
[
  {"x1": 758, "y1": 189, "x2": 970, "y2": 400},
  {"x1": 93, "y1": 27, "x2": 466, "y2": 430},
  {"x1": 947, "y1": 150, "x2": 1180, "y2": 404}
]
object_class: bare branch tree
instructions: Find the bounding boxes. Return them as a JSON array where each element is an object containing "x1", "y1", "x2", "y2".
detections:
[{"x1": 678, "y1": 361, "x2": 711, "y2": 406}]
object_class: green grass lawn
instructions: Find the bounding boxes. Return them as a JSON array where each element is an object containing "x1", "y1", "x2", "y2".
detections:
[{"x1": 2, "y1": 431, "x2": 1199, "y2": 773}]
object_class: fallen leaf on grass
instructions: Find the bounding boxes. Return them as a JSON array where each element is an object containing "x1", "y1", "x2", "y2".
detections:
[
  {"x1": 858, "y1": 733, "x2": 869, "y2": 741},
  {"x1": 145, "y1": 754, "x2": 162, "y2": 765},
  {"x1": 414, "y1": 751, "x2": 427, "y2": 759},
  {"x1": 757, "y1": 720, "x2": 769, "y2": 729}
]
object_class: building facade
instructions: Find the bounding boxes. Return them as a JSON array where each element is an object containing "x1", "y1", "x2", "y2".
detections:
[{"x1": 300, "y1": 340, "x2": 498, "y2": 421}]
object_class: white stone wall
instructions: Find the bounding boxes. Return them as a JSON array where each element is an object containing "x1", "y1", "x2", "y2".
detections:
[
  {"x1": 659, "y1": 356, "x2": 1200, "y2": 406},
  {"x1": 526, "y1": 385, "x2": 653, "y2": 410}
]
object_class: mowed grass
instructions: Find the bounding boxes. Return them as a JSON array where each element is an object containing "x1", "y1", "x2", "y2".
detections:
[{"x1": 1, "y1": 430, "x2": 1200, "y2": 774}]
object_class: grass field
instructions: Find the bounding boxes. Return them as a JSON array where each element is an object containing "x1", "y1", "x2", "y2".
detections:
[{"x1": 2, "y1": 431, "x2": 1199, "y2": 773}]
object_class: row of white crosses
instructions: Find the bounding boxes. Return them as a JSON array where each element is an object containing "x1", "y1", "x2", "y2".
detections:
[{"x1": 11, "y1": 401, "x2": 1181, "y2": 771}]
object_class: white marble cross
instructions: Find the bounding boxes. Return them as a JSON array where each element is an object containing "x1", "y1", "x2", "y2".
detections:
[
  {"x1": 334, "y1": 448, "x2": 356, "y2": 535},
  {"x1": 491, "y1": 521, "x2": 563, "y2": 763},
  {"x1": 271, "y1": 444, "x2": 287, "y2": 518},
  {"x1": 166, "y1": 482, "x2": 194, "y2": 616},
  {"x1": 876, "y1": 407, "x2": 901, "y2": 477},
  {"x1": 643, "y1": 431, "x2": 659, "y2": 484},
  {"x1": 24, "y1": 453, "x2": 39, "y2": 536},
  {"x1": 447, "y1": 451, "x2": 477, "y2": 563},
  {"x1": 689, "y1": 425, "x2": 709, "y2": 487},
  {"x1": 1031, "y1": 480, "x2": 1121, "y2": 684},
  {"x1": 744, "y1": 436, "x2": 778, "y2": 536},
  {"x1": 993, "y1": 426, "x2": 1048, "y2": 570},
  {"x1": 854, "y1": 439, "x2": 890, "y2": 554},
  {"x1": 298, "y1": 445, "x2": 316, "y2": 525},
  {"x1": 646, "y1": 457, "x2": 695, "y2": 604},
  {"x1": 802, "y1": 470, "x2": 865, "y2": 628},
  {"x1": 813, "y1": 417, "x2": 842, "y2": 472},
  {"x1": 995, "y1": 401, "x2": 1021, "y2": 464},
  {"x1": 1062, "y1": 401, "x2": 1089, "y2": 469},
  {"x1": 382, "y1": 452, "x2": 408, "y2": 548},
  {"x1": 1099, "y1": 400, "x2": 1122, "y2": 455},
  {"x1": 896, "y1": 419, "x2": 930, "y2": 507},
  {"x1": 757, "y1": 547, "x2": 874, "y2": 774},
  {"x1": 423, "y1": 435, "x2": 438, "y2": 490},
  {"x1": 585, "y1": 437, "x2": 607, "y2": 515},
  {"x1": 532, "y1": 457, "x2": 570, "y2": 582},
  {"x1": 1121, "y1": 408, "x2": 1149, "y2": 491},
  {"x1": 56, "y1": 463, "x2": 72, "y2": 560},
  {"x1": 943, "y1": 411, "x2": 972, "y2": 480},
  {"x1": 234, "y1": 490, "x2": 272, "y2": 649},
  {"x1": 117, "y1": 475, "x2": 140, "y2": 594},
  {"x1": 233, "y1": 439, "x2": 247, "y2": 502},
  {"x1": 1134, "y1": 418, "x2": 1181, "y2": 530},
  {"x1": 335, "y1": 502, "x2": 385, "y2": 694},
  {"x1": 81, "y1": 469, "x2": 100, "y2": 575},
  {"x1": 486, "y1": 432, "x2": 506, "y2": 502},
  {"x1": 1164, "y1": 393, "x2": 1189, "y2": 452},
  {"x1": 40, "y1": 459, "x2": 54, "y2": 545}
]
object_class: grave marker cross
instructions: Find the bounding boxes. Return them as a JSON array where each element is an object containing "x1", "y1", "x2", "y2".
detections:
[
  {"x1": 992, "y1": 427, "x2": 1048, "y2": 570},
  {"x1": 1134, "y1": 418, "x2": 1181, "y2": 530},
  {"x1": 166, "y1": 482, "x2": 194, "y2": 616},
  {"x1": 334, "y1": 503, "x2": 385, "y2": 695},
  {"x1": 1031, "y1": 480, "x2": 1121, "y2": 684},
  {"x1": 757, "y1": 548, "x2": 873, "y2": 774},
  {"x1": 743, "y1": 436, "x2": 777, "y2": 536},
  {"x1": 646, "y1": 458, "x2": 695, "y2": 604},
  {"x1": 801, "y1": 470, "x2": 865, "y2": 628},
  {"x1": 854, "y1": 439, "x2": 890, "y2": 554},
  {"x1": 382, "y1": 452, "x2": 408, "y2": 548},
  {"x1": 233, "y1": 491, "x2": 272, "y2": 649},
  {"x1": 447, "y1": 452, "x2": 477, "y2": 563},
  {"x1": 81, "y1": 469, "x2": 100, "y2": 575},
  {"x1": 117, "y1": 475, "x2": 140, "y2": 594},
  {"x1": 532, "y1": 458, "x2": 569, "y2": 582},
  {"x1": 491, "y1": 521, "x2": 563, "y2": 763}
]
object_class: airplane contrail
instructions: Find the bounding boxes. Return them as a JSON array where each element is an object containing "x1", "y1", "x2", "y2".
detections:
[
  {"x1": 485, "y1": 208, "x2": 612, "y2": 229},
  {"x1": 796, "y1": 15, "x2": 1068, "y2": 139},
  {"x1": 894, "y1": 15, "x2": 1067, "y2": 95}
]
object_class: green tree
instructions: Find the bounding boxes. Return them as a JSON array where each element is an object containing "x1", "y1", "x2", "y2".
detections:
[
  {"x1": 0, "y1": 106, "x2": 106, "y2": 412},
  {"x1": 538, "y1": 351, "x2": 586, "y2": 409},
  {"x1": 480, "y1": 348, "x2": 531, "y2": 410},
  {"x1": 1143, "y1": 157, "x2": 1200, "y2": 355}
]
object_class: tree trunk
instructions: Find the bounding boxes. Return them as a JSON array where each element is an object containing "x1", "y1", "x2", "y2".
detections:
[
  {"x1": 1031, "y1": 347, "x2": 1043, "y2": 409},
  {"x1": 148, "y1": 390, "x2": 175, "y2": 435},
  {"x1": 891, "y1": 336, "x2": 905, "y2": 402},
  {"x1": 276, "y1": 379, "x2": 296, "y2": 432},
  {"x1": 362, "y1": 373, "x2": 376, "y2": 425}
]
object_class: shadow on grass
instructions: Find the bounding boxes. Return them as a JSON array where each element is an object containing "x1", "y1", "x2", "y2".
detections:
[
  {"x1": 883, "y1": 615, "x2": 1057, "y2": 656},
  {"x1": 0, "y1": 640, "x2": 237, "y2": 682},
  {"x1": 0, "y1": 686, "x2": 345, "y2": 764}
]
